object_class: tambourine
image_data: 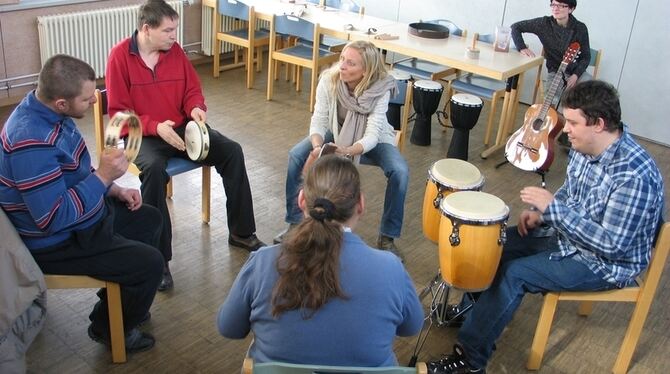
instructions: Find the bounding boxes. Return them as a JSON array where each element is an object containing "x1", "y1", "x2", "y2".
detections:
[
  {"x1": 104, "y1": 112, "x2": 142, "y2": 163},
  {"x1": 185, "y1": 120, "x2": 210, "y2": 161}
]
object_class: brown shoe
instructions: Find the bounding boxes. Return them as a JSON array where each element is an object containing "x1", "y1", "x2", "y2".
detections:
[
  {"x1": 377, "y1": 235, "x2": 406, "y2": 263},
  {"x1": 229, "y1": 233, "x2": 266, "y2": 252}
]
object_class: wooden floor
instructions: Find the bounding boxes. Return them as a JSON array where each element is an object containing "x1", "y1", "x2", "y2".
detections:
[{"x1": 17, "y1": 59, "x2": 670, "y2": 373}]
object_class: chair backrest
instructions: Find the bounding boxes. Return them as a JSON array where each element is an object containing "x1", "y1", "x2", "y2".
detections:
[
  {"x1": 425, "y1": 19, "x2": 465, "y2": 37},
  {"x1": 243, "y1": 357, "x2": 427, "y2": 374},
  {"x1": 218, "y1": 0, "x2": 249, "y2": 20},
  {"x1": 274, "y1": 14, "x2": 317, "y2": 42},
  {"x1": 588, "y1": 48, "x2": 602, "y2": 79},
  {"x1": 324, "y1": 0, "x2": 362, "y2": 14},
  {"x1": 93, "y1": 88, "x2": 108, "y2": 158}
]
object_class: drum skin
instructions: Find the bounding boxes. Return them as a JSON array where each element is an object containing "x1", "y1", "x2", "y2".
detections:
[
  {"x1": 438, "y1": 191, "x2": 509, "y2": 291},
  {"x1": 422, "y1": 159, "x2": 483, "y2": 242}
]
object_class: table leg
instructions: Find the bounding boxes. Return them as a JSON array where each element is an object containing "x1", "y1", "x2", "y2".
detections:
[{"x1": 480, "y1": 74, "x2": 520, "y2": 159}]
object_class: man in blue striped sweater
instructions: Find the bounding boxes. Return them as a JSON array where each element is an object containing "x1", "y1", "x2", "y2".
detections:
[{"x1": 0, "y1": 55, "x2": 164, "y2": 354}]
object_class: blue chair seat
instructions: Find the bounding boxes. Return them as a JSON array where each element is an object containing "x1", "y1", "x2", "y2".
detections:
[
  {"x1": 450, "y1": 75, "x2": 505, "y2": 99},
  {"x1": 223, "y1": 28, "x2": 270, "y2": 40},
  {"x1": 389, "y1": 79, "x2": 408, "y2": 105},
  {"x1": 166, "y1": 157, "x2": 202, "y2": 177},
  {"x1": 280, "y1": 44, "x2": 336, "y2": 59},
  {"x1": 393, "y1": 59, "x2": 455, "y2": 79}
]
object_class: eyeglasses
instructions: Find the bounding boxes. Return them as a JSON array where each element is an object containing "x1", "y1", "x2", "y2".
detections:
[{"x1": 550, "y1": 3, "x2": 570, "y2": 9}]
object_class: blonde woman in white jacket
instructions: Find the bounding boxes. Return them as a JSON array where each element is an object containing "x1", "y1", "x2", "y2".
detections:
[{"x1": 275, "y1": 40, "x2": 409, "y2": 261}]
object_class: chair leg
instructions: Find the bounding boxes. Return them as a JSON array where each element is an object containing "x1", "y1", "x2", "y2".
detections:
[
  {"x1": 267, "y1": 56, "x2": 275, "y2": 101},
  {"x1": 309, "y1": 67, "x2": 318, "y2": 113},
  {"x1": 106, "y1": 282, "x2": 126, "y2": 363},
  {"x1": 166, "y1": 177, "x2": 173, "y2": 199},
  {"x1": 577, "y1": 301, "x2": 593, "y2": 316},
  {"x1": 246, "y1": 46, "x2": 254, "y2": 89},
  {"x1": 256, "y1": 46, "x2": 263, "y2": 72},
  {"x1": 527, "y1": 293, "x2": 559, "y2": 370},
  {"x1": 483, "y1": 92, "x2": 500, "y2": 146},
  {"x1": 399, "y1": 80, "x2": 413, "y2": 153},
  {"x1": 202, "y1": 166, "x2": 211, "y2": 224},
  {"x1": 296, "y1": 67, "x2": 302, "y2": 92},
  {"x1": 612, "y1": 292, "x2": 656, "y2": 374}
]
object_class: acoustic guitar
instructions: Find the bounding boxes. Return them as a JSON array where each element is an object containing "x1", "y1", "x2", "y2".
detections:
[{"x1": 505, "y1": 42, "x2": 581, "y2": 172}]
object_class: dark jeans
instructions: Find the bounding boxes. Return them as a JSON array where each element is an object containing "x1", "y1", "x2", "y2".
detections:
[
  {"x1": 456, "y1": 226, "x2": 614, "y2": 369},
  {"x1": 133, "y1": 124, "x2": 257, "y2": 261},
  {"x1": 31, "y1": 199, "x2": 164, "y2": 334}
]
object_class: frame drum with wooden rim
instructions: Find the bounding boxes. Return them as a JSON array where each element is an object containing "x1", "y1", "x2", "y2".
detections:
[
  {"x1": 185, "y1": 121, "x2": 210, "y2": 161},
  {"x1": 104, "y1": 112, "x2": 142, "y2": 163},
  {"x1": 438, "y1": 191, "x2": 509, "y2": 291},
  {"x1": 422, "y1": 158, "x2": 484, "y2": 243}
]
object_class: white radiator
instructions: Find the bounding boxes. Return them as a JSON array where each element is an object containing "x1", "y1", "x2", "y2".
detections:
[
  {"x1": 201, "y1": 5, "x2": 269, "y2": 56},
  {"x1": 37, "y1": 1, "x2": 184, "y2": 79}
]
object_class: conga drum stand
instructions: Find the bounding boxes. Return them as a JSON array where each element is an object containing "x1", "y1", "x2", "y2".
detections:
[{"x1": 408, "y1": 272, "x2": 477, "y2": 367}]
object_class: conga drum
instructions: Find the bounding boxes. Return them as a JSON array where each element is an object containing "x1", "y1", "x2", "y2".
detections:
[
  {"x1": 386, "y1": 69, "x2": 411, "y2": 131},
  {"x1": 438, "y1": 191, "x2": 509, "y2": 291},
  {"x1": 422, "y1": 159, "x2": 484, "y2": 243},
  {"x1": 447, "y1": 93, "x2": 483, "y2": 160},
  {"x1": 410, "y1": 80, "x2": 443, "y2": 146}
]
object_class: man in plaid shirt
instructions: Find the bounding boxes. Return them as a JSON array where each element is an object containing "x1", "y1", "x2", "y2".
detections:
[{"x1": 428, "y1": 80, "x2": 665, "y2": 374}]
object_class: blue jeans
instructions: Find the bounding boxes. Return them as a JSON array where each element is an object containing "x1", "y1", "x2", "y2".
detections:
[
  {"x1": 285, "y1": 133, "x2": 409, "y2": 238},
  {"x1": 457, "y1": 226, "x2": 614, "y2": 369}
]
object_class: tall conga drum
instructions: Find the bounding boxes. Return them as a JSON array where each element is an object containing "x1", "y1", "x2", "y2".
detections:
[
  {"x1": 439, "y1": 191, "x2": 509, "y2": 291},
  {"x1": 422, "y1": 159, "x2": 484, "y2": 243},
  {"x1": 410, "y1": 80, "x2": 443, "y2": 146},
  {"x1": 386, "y1": 69, "x2": 411, "y2": 131},
  {"x1": 447, "y1": 93, "x2": 483, "y2": 160}
]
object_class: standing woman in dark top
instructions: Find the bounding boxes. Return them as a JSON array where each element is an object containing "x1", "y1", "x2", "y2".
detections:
[{"x1": 511, "y1": 0, "x2": 590, "y2": 97}]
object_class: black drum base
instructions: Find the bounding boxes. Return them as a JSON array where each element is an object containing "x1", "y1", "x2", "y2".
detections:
[
  {"x1": 386, "y1": 104, "x2": 402, "y2": 131},
  {"x1": 447, "y1": 129, "x2": 471, "y2": 160},
  {"x1": 410, "y1": 115, "x2": 432, "y2": 146}
]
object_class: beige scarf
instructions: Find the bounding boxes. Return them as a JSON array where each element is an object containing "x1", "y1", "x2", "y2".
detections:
[{"x1": 335, "y1": 75, "x2": 397, "y2": 163}]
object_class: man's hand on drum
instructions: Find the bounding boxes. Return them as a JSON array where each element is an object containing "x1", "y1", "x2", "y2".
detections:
[
  {"x1": 95, "y1": 148, "x2": 129, "y2": 187},
  {"x1": 191, "y1": 107, "x2": 207, "y2": 123},
  {"x1": 520, "y1": 186, "x2": 553, "y2": 212},
  {"x1": 157, "y1": 120, "x2": 186, "y2": 151}
]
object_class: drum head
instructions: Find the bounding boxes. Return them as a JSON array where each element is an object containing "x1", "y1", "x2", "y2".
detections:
[
  {"x1": 451, "y1": 93, "x2": 483, "y2": 107},
  {"x1": 414, "y1": 79, "x2": 443, "y2": 91},
  {"x1": 185, "y1": 121, "x2": 209, "y2": 161},
  {"x1": 430, "y1": 158, "x2": 483, "y2": 190},
  {"x1": 440, "y1": 191, "x2": 509, "y2": 222},
  {"x1": 389, "y1": 69, "x2": 411, "y2": 81}
]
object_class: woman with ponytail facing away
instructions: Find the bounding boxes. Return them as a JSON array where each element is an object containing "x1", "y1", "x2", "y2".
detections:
[{"x1": 217, "y1": 155, "x2": 423, "y2": 366}]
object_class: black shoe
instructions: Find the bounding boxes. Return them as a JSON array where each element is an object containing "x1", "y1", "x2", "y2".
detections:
[
  {"x1": 428, "y1": 343, "x2": 485, "y2": 374},
  {"x1": 88, "y1": 325, "x2": 155, "y2": 354},
  {"x1": 157, "y1": 264, "x2": 173, "y2": 292},
  {"x1": 436, "y1": 304, "x2": 466, "y2": 327},
  {"x1": 377, "y1": 235, "x2": 406, "y2": 263},
  {"x1": 229, "y1": 233, "x2": 266, "y2": 252},
  {"x1": 273, "y1": 224, "x2": 298, "y2": 244}
]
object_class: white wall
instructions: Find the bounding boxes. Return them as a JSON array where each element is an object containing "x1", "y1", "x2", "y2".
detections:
[{"x1": 359, "y1": 0, "x2": 670, "y2": 146}]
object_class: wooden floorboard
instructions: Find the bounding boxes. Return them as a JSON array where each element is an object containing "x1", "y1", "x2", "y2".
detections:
[{"x1": 8, "y1": 59, "x2": 670, "y2": 373}]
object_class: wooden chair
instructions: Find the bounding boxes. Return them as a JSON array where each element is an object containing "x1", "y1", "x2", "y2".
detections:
[
  {"x1": 44, "y1": 275, "x2": 126, "y2": 363},
  {"x1": 242, "y1": 357, "x2": 428, "y2": 374},
  {"x1": 0, "y1": 209, "x2": 126, "y2": 364},
  {"x1": 527, "y1": 222, "x2": 670, "y2": 374},
  {"x1": 211, "y1": 0, "x2": 270, "y2": 89},
  {"x1": 93, "y1": 89, "x2": 211, "y2": 223},
  {"x1": 445, "y1": 33, "x2": 512, "y2": 146},
  {"x1": 531, "y1": 47, "x2": 603, "y2": 104},
  {"x1": 266, "y1": 14, "x2": 340, "y2": 112}
]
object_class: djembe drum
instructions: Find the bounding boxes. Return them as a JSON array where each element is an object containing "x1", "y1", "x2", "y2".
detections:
[
  {"x1": 447, "y1": 93, "x2": 483, "y2": 160},
  {"x1": 438, "y1": 191, "x2": 509, "y2": 291},
  {"x1": 422, "y1": 158, "x2": 484, "y2": 243},
  {"x1": 410, "y1": 80, "x2": 443, "y2": 146}
]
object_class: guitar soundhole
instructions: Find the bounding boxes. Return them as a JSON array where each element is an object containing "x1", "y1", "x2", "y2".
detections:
[{"x1": 532, "y1": 117, "x2": 544, "y2": 132}]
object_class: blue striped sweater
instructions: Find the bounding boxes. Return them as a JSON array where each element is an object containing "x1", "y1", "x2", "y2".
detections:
[{"x1": 0, "y1": 91, "x2": 107, "y2": 250}]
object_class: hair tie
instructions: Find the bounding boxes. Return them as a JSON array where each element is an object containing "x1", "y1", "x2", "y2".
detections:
[{"x1": 309, "y1": 198, "x2": 336, "y2": 222}]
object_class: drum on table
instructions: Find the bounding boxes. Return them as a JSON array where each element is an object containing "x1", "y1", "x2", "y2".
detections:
[
  {"x1": 410, "y1": 79, "x2": 443, "y2": 146},
  {"x1": 386, "y1": 69, "x2": 411, "y2": 131},
  {"x1": 422, "y1": 159, "x2": 484, "y2": 243},
  {"x1": 447, "y1": 93, "x2": 483, "y2": 160},
  {"x1": 439, "y1": 191, "x2": 509, "y2": 291}
]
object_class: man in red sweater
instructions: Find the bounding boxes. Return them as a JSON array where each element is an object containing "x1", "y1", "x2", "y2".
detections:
[{"x1": 106, "y1": 0, "x2": 266, "y2": 291}]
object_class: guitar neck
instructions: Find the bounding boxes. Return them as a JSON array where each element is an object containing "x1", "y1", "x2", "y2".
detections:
[{"x1": 539, "y1": 61, "x2": 570, "y2": 117}]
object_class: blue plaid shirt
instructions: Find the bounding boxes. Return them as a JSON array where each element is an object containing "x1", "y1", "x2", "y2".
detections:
[{"x1": 543, "y1": 126, "x2": 665, "y2": 287}]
